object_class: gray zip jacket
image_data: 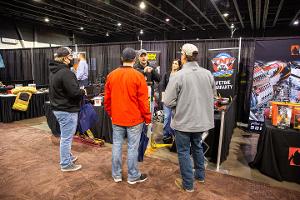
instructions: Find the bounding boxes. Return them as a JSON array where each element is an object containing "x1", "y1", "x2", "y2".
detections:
[{"x1": 164, "y1": 61, "x2": 216, "y2": 132}]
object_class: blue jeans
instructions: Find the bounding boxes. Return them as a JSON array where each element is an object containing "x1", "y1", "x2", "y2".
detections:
[
  {"x1": 175, "y1": 130, "x2": 205, "y2": 190},
  {"x1": 112, "y1": 123, "x2": 143, "y2": 181},
  {"x1": 78, "y1": 79, "x2": 88, "y2": 87},
  {"x1": 163, "y1": 105, "x2": 174, "y2": 138},
  {"x1": 53, "y1": 111, "x2": 78, "y2": 168}
]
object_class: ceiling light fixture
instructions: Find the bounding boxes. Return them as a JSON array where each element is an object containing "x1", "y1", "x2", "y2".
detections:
[
  {"x1": 139, "y1": 1, "x2": 146, "y2": 10},
  {"x1": 106, "y1": 32, "x2": 109, "y2": 37},
  {"x1": 44, "y1": 17, "x2": 49, "y2": 22},
  {"x1": 223, "y1": 13, "x2": 229, "y2": 17},
  {"x1": 117, "y1": 22, "x2": 122, "y2": 26},
  {"x1": 80, "y1": 27, "x2": 84, "y2": 30},
  {"x1": 230, "y1": 23, "x2": 235, "y2": 29},
  {"x1": 196, "y1": 38, "x2": 200, "y2": 40},
  {"x1": 140, "y1": 29, "x2": 144, "y2": 34},
  {"x1": 182, "y1": 26, "x2": 186, "y2": 31},
  {"x1": 293, "y1": 20, "x2": 299, "y2": 25},
  {"x1": 165, "y1": 18, "x2": 170, "y2": 22}
]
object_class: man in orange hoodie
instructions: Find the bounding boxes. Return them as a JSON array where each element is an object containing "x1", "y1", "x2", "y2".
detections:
[{"x1": 104, "y1": 47, "x2": 151, "y2": 184}]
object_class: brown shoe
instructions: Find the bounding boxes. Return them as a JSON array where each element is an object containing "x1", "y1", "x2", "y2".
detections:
[{"x1": 175, "y1": 178, "x2": 194, "y2": 193}]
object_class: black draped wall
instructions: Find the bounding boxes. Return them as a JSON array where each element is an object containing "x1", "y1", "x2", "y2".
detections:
[
  {"x1": 0, "y1": 49, "x2": 33, "y2": 82},
  {"x1": 32, "y1": 47, "x2": 59, "y2": 85},
  {"x1": 0, "y1": 38, "x2": 256, "y2": 122}
]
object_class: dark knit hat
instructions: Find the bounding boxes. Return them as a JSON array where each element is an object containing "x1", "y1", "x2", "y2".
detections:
[
  {"x1": 122, "y1": 48, "x2": 136, "y2": 61},
  {"x1": 54, "y1": 47, "x2": 72, "y2": 57}
]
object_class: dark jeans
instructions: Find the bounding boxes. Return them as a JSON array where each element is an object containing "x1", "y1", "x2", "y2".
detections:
[
  {"x1": 78, "y1": 79, "x2": 88, "y2": 87},
  {"x1": 175, "y1": 130, "x2": 205, "y2": 190},
  {"x1": 163, "y1": 105, "x2": 175, "y2": 138}
]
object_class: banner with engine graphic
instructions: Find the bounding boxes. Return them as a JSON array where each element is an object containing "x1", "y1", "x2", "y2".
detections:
[
  {"x1": 248, "y1": 38, "x2": 300, "y2": 132},
  {"x1": 208, "y1": 50, "x2": 238, "y2": 98}
]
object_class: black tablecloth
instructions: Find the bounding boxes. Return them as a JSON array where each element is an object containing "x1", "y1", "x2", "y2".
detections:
[
  {"x1": 44, "y1": 102, "x2": 113, "y2": 143},
  {"x1": 44, "y1": 97, "x2": 237, "y2": 160},
  {"x1": 249, "y1": 120, "x2": 300, "y2": 183},
  {"x1": 205, "y1": 96, "x2": 237, "y2": 164},
  {"x1": 0, "y1": 93, "x2": 49, "y2": 123}
]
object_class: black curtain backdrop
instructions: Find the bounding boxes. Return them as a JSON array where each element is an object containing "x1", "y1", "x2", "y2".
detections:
[
  {"x1": 0, "y1": 49, "x2": 33, "y2": 82},
  {"x1": 0, "y1": 38, "x2": 257, "y2": 122},
  {"x1": 32, "y1": 47, "x2": 59, "y2": 85}
]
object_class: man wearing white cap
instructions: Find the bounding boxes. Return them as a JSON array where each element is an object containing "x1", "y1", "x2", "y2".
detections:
[{"x1": 164, "y1": 43, "x2": 216, "y2": 192}]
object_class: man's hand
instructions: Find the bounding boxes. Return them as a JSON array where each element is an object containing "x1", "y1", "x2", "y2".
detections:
[{"x1": 144, "y1": 66, "x2": 153, "y2": 73}]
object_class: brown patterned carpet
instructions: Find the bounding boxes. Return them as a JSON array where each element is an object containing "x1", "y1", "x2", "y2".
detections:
[{"x1": 0, "y1": 123, "x2": 299, "y2": 200}]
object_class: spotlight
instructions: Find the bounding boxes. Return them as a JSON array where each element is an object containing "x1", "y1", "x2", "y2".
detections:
[
  {"x1": 117, "y1": 22, "x2": 122, "y2": 26},
  {"x1": 196, "y1": 38, "x2": 199, "y2": 40},
  {"x1": 140, "y1": 29, "x2": 144, "y2": 34},
  {"x1": 223, "y1": 13, "x2": 229, "y2": 17},
  {"x1": 106, "y1": 32, "x2": 109, "y2": 37},
  {"x1": 182, "y1": 26, "x2": 186, "y2": 31},
  {"x1": 230, "y1": 23, "x2": 235, "y2": 29},
  {"x1": 293, "y1": 20, "x2": 299, "y2": 25},
  {"x1": 44, "y1": 17, "x2": 49, "y2": 22},
  {"x1": 139, "y1": 1, "x2": 146, "y2": 10},
  {"x1": 165, "y1": 18, "x2": 170, "y2": 22},
  {"x1": 80, "y1": 27, "x2": 84, "y2": 30}
]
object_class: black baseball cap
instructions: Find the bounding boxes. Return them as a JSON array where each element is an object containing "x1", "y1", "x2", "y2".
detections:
[
  {"x1": 54, "y1": 47, "x2": 72, "y2": 57},
  {"x1": 122, "y1": 47, "x2": 136, "y2": 61}
]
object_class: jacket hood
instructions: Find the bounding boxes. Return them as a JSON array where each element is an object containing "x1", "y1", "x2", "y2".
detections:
[{"x1": 49, "y1": 61, "x2": 68, "y2": 73}]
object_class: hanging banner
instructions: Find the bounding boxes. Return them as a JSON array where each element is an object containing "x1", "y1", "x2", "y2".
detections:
[
  {"x1": 147, "y1": 51, "x2": 161, "y2": 74},
  {"x1": 248, "y1": 38, "x2": 300, "y2": 132},
  {"x1": 207, "y1": 49, "x2": 238, "y2": 98}
]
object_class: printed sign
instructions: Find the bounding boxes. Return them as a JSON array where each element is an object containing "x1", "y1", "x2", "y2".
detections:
[{"x1": 208, "y1": 50, "x2": 238, "y2": 98}]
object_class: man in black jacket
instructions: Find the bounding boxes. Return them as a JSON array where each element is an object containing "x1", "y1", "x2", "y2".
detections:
[
  {"x1": 134, "y1": 49, "x2": 160, "y2": 116},
  {"x1": 49, "y1": 47, "x2": 85, "y2": 172}
]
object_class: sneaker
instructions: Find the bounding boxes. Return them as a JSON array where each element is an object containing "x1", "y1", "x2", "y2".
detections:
[
  {"x1": 113, "y1": 177, "x2": 122, "y2": 183},
  {"x1": 127, "y1": 174, "x2": 148, "y2": 185},
  {"x1": 175, "y1": 178, "x2": 194, "y2": 193},
  {"x1": 197, "y1": 179, "x2": 205, "y2": 183},
  {"x1": 71, "y1": 156, "x2": 78, "y2": 163},
  {"x1": 61, "y1": 163, "x2": 82, "y2": 172}
]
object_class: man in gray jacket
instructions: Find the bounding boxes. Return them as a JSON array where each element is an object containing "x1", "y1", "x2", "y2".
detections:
[{"x1": 164, "y1": 43, "x2": 216, "y2": 192}]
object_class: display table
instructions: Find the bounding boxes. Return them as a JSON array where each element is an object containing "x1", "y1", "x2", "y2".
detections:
[
  {"x1": 205, "y1": 96, "x2": 237, "y2": 164},
  {"x1": 44, "y1": 102, "x2": 113, "y2": 143},
  {"x1": 250, "y1": 120, "x2": 300, "y2": 183},
  {"x1": 0, "y1": 92, "x2": 49, "y2": 123},
  {"x1": 44, "y1": 97, "x2": 237, "y2": 161}
]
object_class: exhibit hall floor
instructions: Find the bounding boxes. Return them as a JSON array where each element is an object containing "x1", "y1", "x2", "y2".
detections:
[{"x1": 0, "y1": 117, "x2": 299, "y2": 200}]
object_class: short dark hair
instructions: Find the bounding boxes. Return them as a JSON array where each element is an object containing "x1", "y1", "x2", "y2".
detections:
[
  {"x1": 122, "y1": 57, "x2": 135, "y2": 62},
  {"x1": 186, "y1": 52, "x2": 198, "y2": 62}
]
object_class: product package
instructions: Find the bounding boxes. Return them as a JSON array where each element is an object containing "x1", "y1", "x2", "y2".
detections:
[{"x1": 293, "y1": 108, "x2": 300, "y2": 129}]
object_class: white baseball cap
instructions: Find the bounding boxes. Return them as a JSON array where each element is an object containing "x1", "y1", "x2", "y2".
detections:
[{"x1": 181, "y1": 43, "x2": 198, "y2": 56}]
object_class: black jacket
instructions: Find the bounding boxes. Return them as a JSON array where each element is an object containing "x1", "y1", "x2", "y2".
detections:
[
  {"x1": 49, "y1": 61, "x2": 85, "y2": 112},
  {"x1": 134, "y1": 62, "x2": 160, "y2": 86},
  {"x1": 161, "y1": 71, "x2": 171, "y2": 92}
]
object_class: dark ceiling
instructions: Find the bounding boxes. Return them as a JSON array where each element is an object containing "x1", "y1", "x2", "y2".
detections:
[{"x1": 0, "y1": 0, "x2": 299, "y2": 41}]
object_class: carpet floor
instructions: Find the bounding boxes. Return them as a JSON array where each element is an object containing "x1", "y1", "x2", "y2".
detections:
[{"x1": 0, "y1": 123, "x2": 299, "y2": 200}]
